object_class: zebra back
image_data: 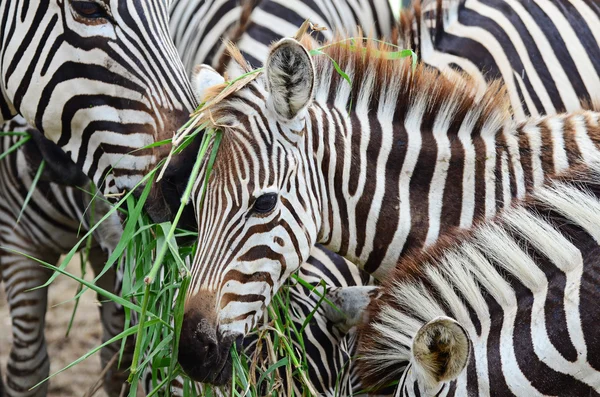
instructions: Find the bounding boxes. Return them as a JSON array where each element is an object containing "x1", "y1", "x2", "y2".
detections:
[
  {"x1": 169, "y1": 0, "x2": 395, "y2": 76},
  {"x1": 397, "y1": 0, "x2": 600, "y2": 121}
]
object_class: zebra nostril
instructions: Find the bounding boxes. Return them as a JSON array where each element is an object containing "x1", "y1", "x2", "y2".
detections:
[
  {"x1": 178, "y1": 310, "x2": 219, "y2": 382},
  {"x1": 178, "y1": 310, "x2": 237, "y2": 385}
]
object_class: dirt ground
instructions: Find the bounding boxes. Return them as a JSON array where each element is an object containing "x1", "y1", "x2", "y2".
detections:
[{"x1": 0, "y1": 256, "x2": 109, "y2": 397}]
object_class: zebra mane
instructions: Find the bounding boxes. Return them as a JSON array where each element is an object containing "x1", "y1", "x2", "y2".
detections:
[
  {"x1": 394, "y1": 0, "x2": 461, "y2": 51},
  {"x1": 356, "y1": 158, "x2": 600, "y2": 389},
  {"x1": 198, "y1": 32, "x2": 513, "y2": 137},
  {"x1": 308, "y1": 32, "x2": 511, "y2": 136}
]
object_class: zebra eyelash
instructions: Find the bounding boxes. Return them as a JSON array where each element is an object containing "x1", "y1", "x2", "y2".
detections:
[{"x1": 70, "y1": 1, "x2": 113, "y2": 23}]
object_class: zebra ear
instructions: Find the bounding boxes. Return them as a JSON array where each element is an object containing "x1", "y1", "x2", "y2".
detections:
[
  {"x1": 191, "y1": 64, "x2": 225, "y2": 103},
  {"x1": 265, "y1": 38, "x2": 315, "y2": 121},
  {"x1": 323, "y1": 286, "x2": 381, "y2": 334},
  {"x1": 412, "y1": 317, "x2": 470, "y2": 387}
]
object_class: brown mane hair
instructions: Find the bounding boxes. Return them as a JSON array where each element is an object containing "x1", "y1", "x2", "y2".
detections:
[{"x1": 197, "y1": 32, "x2": 512, "y2": 138}]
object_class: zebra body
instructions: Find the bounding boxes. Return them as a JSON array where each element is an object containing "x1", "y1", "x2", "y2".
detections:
[
  {"x1": 177, "y1": 36, "x2": 600, "y2": 384},
  {"x1": 0, "y1": 117, "x2": 129, "y2": 397},
  {"x1": 398, "y1": 0, "x2": 600, "y2": 121},
  {"x1": 357, "y1": 159, "x2": 600, "y2": 396},
  {"x1": 0, "y1": 0, "x2": 197, "y2": 216}
]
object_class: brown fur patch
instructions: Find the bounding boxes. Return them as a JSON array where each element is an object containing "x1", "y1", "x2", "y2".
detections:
[{"x1": 185, "y1": 290, "x2": 219, "y2": 325}]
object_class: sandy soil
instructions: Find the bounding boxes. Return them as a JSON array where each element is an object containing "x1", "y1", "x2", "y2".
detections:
[{"x1": 0, "y1": 256, "x2": 109, "y2": 397}]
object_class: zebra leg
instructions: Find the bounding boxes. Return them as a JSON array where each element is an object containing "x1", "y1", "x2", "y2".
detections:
[
  {"x1": 1, "y1": 247, "x2": 56, "y2": 397},
  {"x1": 0, "y1": 266, "x2": 4, "y2": 397},
  {"x1": 86, "y1": 245, "x2": 133, "y2": 397}
]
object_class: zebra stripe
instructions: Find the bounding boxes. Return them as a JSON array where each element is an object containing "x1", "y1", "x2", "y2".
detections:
[
  {"x1": 168, "y1": 0, "x2": 395, "y2": 76},
  {"x1": 398, "y1": 0, "x2": 600, "y2": 121},
  {"x1": 165, "y1": 0, "x2": 396, "y2": 388},
  {"x1": 177, "y1": 36, "x2": 600, "y2": 384},
  {"x1": 0, "y1": 0, "x2": 197, "y2": 199},
  {"x1": 0, "y1": 116, "x2": 130, "y2": 397},
  {"x1": 357, "y1": 158, "x2": 600, "y2": 395},
  {"x1": 1, "y1": 1, "x2": 396, "y2": 393}
]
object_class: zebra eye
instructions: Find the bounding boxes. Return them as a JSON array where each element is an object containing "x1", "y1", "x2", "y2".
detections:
[
  {"x1": 253, "y1": 193, "x2": 278, "y2": 214},
  {"x1": 72, "y1": 1, "x2": 108, "y2": 19}
]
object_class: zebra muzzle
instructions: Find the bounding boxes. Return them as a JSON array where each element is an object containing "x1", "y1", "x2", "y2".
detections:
[{"x1": 178, "y1": 309, "x2": 241, "y2": 385}]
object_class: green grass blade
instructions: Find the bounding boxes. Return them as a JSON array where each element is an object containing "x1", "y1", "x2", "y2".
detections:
[
  {"x1": 256, "y1": 357, "x2": 289, "y2": 388},
  {"x1": 0, "y1": 135, "x2": 31, "y2": 162},
  {"x1": 33, "y1": 166, "x2": 160, "y2": 290},
  {"x1": 17, "y1": 159, "x2": 45, "y2": 224},
  {"x1": 30, "y1": 321, "x2": 158, "y2": 391},
  {"x1": 0, "y1": 247, "x2": 168, "y2": 325},
  {"x1": 167, "y1": 274, "x2": 191, "y2": 384}
]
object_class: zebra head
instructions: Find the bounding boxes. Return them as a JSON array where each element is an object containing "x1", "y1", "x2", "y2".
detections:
[
  {"x1": 178, "y1": 39, "x2": 324, "y2": 384},
  {"x1": 0, "y1": 0, "x2": 197, "y2": 212}
]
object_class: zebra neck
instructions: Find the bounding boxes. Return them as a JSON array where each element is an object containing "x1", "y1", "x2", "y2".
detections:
[{"x1": 311, "y1": 104, "x2": 600, "y2": 279}]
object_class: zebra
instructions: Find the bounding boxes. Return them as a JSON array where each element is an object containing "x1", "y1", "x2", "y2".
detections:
[
  {"x1": 356, "y1": 158, "x2": 600, "y2": 395},
  {"x1": 0, "y1": 0, "x2": 198, "y2": 221},
  {"x1": 162, "y1": 0, "x2": 399, "y2": 393},
  {"x1": 175, "y1": 35, "x2": 600, "y2": 384},
  {"x1": 395, "y1": 0, "x2": 600, "y2": 121},
  {"x1": 0, "y1": 117, "x2": 130, "y2": 396},
  {"x1": 168, "y1": 0, "x2": 395, "y2": 76},
  {"x1": 0, "y1": 1, "x2": 396, "y2": 395}
]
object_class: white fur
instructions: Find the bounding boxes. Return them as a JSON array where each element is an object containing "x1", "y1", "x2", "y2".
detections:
[{"x1": 191, "y1": 64, "x2": 225, "y2": 103}]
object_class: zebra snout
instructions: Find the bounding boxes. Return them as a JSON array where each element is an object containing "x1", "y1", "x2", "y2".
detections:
[{"x1": 178, "y1": 309, "x2": 239, "y2": 385}]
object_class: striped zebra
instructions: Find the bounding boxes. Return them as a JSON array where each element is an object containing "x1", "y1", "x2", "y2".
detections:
[
  {"x1": 166, "y1": 0, "x2": 398, "y2": 392},
  {"x1": 357, "y1": 159, "x2": 600, "y2": 395},
  {"x1": 0, "y1": 1, "x2": 395, "y2": 395},
  {"x1": 396, "y1": 0, "x2": 600, "y2": 121},
  {"x1": 176, "y1": 35, "x2": 600, "y2": 384},
  {"x1": 168, "y1": 0, "x2": 395, "y2": 76},
  {"x1": 0, "y1": 0, "x2": 198, "y2": 221},
  {"x1": 0, "y1": 118, "x2": 130, "y2": 396}
]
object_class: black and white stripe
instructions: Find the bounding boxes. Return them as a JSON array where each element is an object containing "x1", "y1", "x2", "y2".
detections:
[
  {"x1": 398, "y1": 0, "x2": 600, "y2": 121},
  {"x1": 177, "y1": 35, "x2": 600, "y2": 384},
  {"x1": 358, "y1": 157, "x2": 600, "y2": 396},
  {"x1": 0, "y1": 116, "x2": 129, "y2": 397},
  {"x1": 168, "y1": 0, "x2": 395, "y2": 76},
  {"x1": 143, "y1": 248, "x2": 381, "y2": 396},
  {"x1": 0, "y1": 0, "x2": 197, "y2": 197}
]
